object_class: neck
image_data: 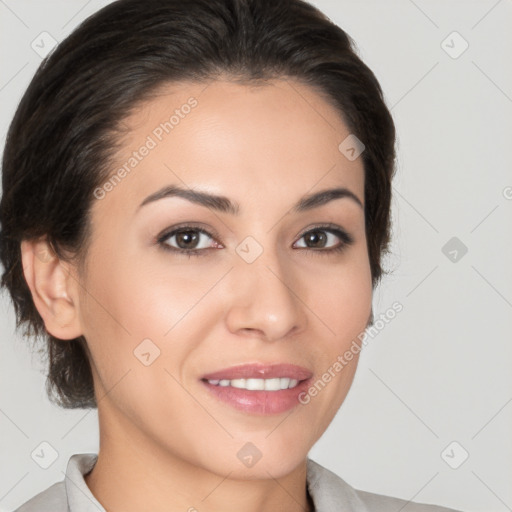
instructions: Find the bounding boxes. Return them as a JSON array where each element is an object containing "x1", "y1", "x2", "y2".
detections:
[{"x1": 84, "y1": 405, "x2": 314, "y2": 512}]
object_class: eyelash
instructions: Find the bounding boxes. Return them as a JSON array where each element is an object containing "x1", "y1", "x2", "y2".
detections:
[{"x1": 156, "y1": 223, "x2": 354, "y2": 258}]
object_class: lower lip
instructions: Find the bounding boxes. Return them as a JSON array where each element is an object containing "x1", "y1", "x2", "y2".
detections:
[{"x1": 200, "y1": 378, "x2": 312, "y2": 415}]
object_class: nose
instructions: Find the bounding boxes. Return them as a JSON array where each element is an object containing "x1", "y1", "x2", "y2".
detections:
[{"x1": 224, "y1": 250, "x2": 306, "y2": 342}]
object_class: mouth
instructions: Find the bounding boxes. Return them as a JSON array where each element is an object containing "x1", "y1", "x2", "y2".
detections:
[
  {"x1": 200, "y1": 363, "x2": 313, "y2": 415},
  {"x1": 203, "y1": 376, "x2": 303, "y2": 390}
]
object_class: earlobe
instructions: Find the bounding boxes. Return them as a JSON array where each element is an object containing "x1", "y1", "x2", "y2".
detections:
[{"x1": 20, "y1": 238, "x2": 83, "y2": 340}]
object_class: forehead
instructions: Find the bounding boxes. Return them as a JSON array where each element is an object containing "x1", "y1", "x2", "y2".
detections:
[{"x1": 94, "y1": 78, "x2": 364, "y2": 219}]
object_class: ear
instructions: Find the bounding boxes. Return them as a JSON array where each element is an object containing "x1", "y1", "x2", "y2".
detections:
[{"x1": 20, "y1": 238, "x2": 83, "y2": 340}]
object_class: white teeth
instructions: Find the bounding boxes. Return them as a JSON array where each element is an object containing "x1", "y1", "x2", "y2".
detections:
[
  {"x1": 230, "y1": 379, "x2": 247, "y2": 389},
  {"x1": 264, "y1": 378, "x2": 281, "y2": 391},
  {"x1": 246, "y1": 378, "x2": 265, "y2": 390},
  {"x1": 207, "y1": 377, "x2": 300, "y2": 390}
]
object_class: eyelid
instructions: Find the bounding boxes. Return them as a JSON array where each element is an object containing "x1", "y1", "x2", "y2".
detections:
[
  {"x1": 156, "y1": 222, "x2": 353, "y2": 255},
  {"x1": 296, "y1": 222, "x2": 351, "y2": 241},
  {"x1": 156, "y1": 222, "x2": 223, "y2": 246}
]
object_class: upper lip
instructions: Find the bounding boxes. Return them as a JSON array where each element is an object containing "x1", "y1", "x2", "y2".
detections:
[{"x1": 201, "y1": 363, "x2": 313, "y2": 381}]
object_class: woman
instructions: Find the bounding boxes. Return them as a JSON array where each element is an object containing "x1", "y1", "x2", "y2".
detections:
[{"x1": 1, "y1": 0, "x2": 463, "y2": 510}]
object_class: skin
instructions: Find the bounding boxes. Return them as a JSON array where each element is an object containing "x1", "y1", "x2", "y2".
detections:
[{"x1": 21, "y1": 78, "x2": 372, "y2": 512}]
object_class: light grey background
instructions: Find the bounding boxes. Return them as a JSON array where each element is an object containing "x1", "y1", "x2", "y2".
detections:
[{"x1": 1, "y1": 1, "x2": 511, "y2": 511}]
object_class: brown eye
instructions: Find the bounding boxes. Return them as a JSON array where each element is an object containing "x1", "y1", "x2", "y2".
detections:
[
  {"x1": 303, "y1": 230, "x2": 328, "y2": 248},
  {"x1": 157, "y1": 226, "x2": 219, "y2": 257},
  {"x1": 174, "y1": 230, "x2": 201, "y2": 249},
  {"x1": 156, "y1": 223, "x2": 353, "y2": 258},
  {"x1": 294, "y1": 226, "x2": 353, "y2": 253}
]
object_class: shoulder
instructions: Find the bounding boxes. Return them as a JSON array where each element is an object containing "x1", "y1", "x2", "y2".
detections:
[
  {"x1": 306, "y1": 458, "x2": 463, "y2": 512},
  {"x1": 13, "y1": 481, "x2": 67, "y2": 512},
  {"x1": 12, "y1": 453, "x2": 100, "y2": 512},
  {"x1": 355, "y1": 487, "x2": 462, "y2": 512}
]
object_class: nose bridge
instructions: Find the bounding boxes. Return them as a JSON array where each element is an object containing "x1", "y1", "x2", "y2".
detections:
[{"x1": 225, "y1": 236, "x2": 304, "y2": 340}]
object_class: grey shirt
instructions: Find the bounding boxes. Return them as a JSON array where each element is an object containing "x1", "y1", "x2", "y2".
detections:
[{"x1": 14, "y1": 453, "x2": 462, "y2": 512}]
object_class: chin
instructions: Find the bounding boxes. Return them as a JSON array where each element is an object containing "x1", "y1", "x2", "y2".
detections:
[{"x1": 213, "y1": 435, "x2": 311, "y2": 480}]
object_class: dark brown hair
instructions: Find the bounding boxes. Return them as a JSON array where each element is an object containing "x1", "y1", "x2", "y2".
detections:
[{"x1": 0, "y1": 0, "x2": 396, "y2": 409}]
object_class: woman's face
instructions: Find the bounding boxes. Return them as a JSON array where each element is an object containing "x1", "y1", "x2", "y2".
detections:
[{"x1": 76, "y1": 78, "x2": 372, "y2": 478}]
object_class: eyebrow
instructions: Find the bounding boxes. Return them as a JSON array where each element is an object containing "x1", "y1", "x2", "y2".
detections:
[{"x1": 137, "y1": 184, "x2": 363, "y2": 214}]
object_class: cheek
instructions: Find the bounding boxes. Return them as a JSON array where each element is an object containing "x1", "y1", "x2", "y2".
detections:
[
  {"x1": 76, "y1": 247, "x2": 170, "y2": 389},
  {"x1": 78, "y1": 247, "x2": 214, "y2": 386},
  {"x1": 300, "y1": 245, "x2": 372, "y2": 411},
  {"x1": 308, "y1": 245, "x2": 373, "y2": 340},
  {"x1": 82, "y1": 240, "x2": 184, "y2": 338}
]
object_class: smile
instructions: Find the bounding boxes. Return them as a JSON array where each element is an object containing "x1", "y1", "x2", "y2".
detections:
[{"x1": 204, "y1": 377, "x2": 300, "y2": 390}]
